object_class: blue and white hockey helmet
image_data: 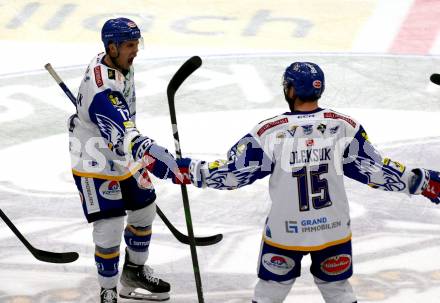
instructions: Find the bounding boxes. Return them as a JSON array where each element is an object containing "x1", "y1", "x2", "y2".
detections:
[
  {"x1": 283, "y1": 62, "x2": 325, "y2": 101},
  {"x1": 101, "y1": 17, "x2": 142, "y2": 49}
]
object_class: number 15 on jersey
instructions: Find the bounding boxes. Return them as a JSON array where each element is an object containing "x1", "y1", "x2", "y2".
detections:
[{"x1": 292, "y1": 164, "x2": 332, "y2": 212}]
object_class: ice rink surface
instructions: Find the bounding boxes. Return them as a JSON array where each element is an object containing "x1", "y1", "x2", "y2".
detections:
[{"x1": 1, "y1": 1, "x2": 440, "y2": 302}]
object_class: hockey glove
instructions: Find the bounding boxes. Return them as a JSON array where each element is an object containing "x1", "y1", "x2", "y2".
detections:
[
  {"x1": 410, "y1": 169, "x2": 440, "y2": 204},
  {"x1": 143, "y1": 144, "x2": 179, "y2": 180},
  {"x1": 421, "y1": 170, "x2": 440, "y2": 204},
  {"x1": 130, "y1": 135, "x2": 180, "y2": 180},
  {"x1": 172, "y1": 158, "x2": 191, "y2": 185}
]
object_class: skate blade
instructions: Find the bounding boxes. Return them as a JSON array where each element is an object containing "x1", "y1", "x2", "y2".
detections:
[{"x1": 119, "y1": 287, "x2": 170, "y2": 302}]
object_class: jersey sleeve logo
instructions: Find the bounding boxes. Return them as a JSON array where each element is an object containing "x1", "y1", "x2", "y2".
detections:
[
  {"x1": 94, "y1": 66, "x2": 103, "y2": 87},
  {"x1": 354, "y1": 156, "x2": 406, "y2": 191},
  {"x1": 324, "y1": 112, "x2": 356, "y2": 127},
  {"x1": 95, "y1": 114, "x2": 124, "y2": 149},
  {"x1": 257, "y1": 118, "x2": 289, "y2": 136}
]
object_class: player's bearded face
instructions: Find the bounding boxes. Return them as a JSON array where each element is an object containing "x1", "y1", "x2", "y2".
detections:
[{"x1": 114, "y1": 39, "x2": 139, "y2": 70}]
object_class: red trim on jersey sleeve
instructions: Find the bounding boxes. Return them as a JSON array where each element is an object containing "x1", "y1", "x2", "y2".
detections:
[
  {"x1": 324, "y1": 112, "x2": 356, "y2": 127},
  {"x1": 257, "y1": 118, "x2": 288, "y2": 136},
  {"x1": 94, "y1": 66, "x2": 103, "y2": 87}
]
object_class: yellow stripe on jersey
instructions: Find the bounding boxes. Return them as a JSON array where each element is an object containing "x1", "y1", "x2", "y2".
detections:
[
  {"x1": 72, "y1": 164, "x2": 142, "y2": 181},
  {"x1": 263, "y1": 233, "x2": 352, "y2": 252}
]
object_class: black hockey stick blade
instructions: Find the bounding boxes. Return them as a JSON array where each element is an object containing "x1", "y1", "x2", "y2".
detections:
[
  {"x1": 156, "y1": 206, "x2": 222, "y2": 246},
  {"x1": 167, "y1": 56, "x2": 202, "y2": 98},
  {"x1": 29, "y1": 248, "x2": 79, "y2": 264},
  {"x1": 430, "y1": 73, "x2": 440, "y2": 85},
  {"x1": 0, "y1": 209, "x2": 79, "y2": 264},
  {"x1": 167, "y1": 56, "x2": 202, "y2": 106},
  {"x1": 167, "y1": 56, "x2": 203, "y2": 160}
]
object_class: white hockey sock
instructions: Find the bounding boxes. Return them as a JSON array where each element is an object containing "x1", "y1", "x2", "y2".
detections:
[
  {"x1": 253, "y1": 279, "x2": 294, "y2": 303},
  {"x1": 314, "y1": 277, "x2": 357, "y2": 303}
]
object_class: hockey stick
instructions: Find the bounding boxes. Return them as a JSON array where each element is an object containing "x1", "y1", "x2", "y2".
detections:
[
  {"x1": 44, "y1": 63, "x2": 221, "y2": 246},
  {"x1": 167, "y1": 56, "x2": 206, "y2": 302},
  {"x1": 0, "y1": 209, "x2": 79, "y2": 263},
  {"x1": 430, "y1": 73, "x2": 440, "y2": 85}
]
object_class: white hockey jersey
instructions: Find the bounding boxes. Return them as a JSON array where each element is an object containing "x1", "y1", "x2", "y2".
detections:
[
  {"x1": 189, "y1": 108, "x2": 417, "y2": 251},
  {"x1": 68, "y1": 53, "x2": 143, "y2": 180}
]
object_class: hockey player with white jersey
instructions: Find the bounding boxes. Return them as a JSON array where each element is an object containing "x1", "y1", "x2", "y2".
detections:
[
  {"x1": 174, "y1": 62, "x2": 440, "y2": 302},
  {"x1": 68, "y1": 18, "x2": 180, "y2": 303}
]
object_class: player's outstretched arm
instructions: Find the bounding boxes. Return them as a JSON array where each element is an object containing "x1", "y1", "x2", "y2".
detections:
[
  {"x1": 130, "y1": 135, "x2": 179, "y2": 179},
  {"x1": 174, "y1": 134, "x2": 273, "y2": 189},
  {"x1": 342, "y1": 125, "x2": 440, "y2": 203},
  {"x1": 86, "y1": 89, "x2": 179, "y2": 180}
]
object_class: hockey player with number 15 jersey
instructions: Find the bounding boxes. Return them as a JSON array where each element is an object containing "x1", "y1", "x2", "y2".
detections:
[{"x1": 174, "y1": 62, "x2": 440, "y2": 303}]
